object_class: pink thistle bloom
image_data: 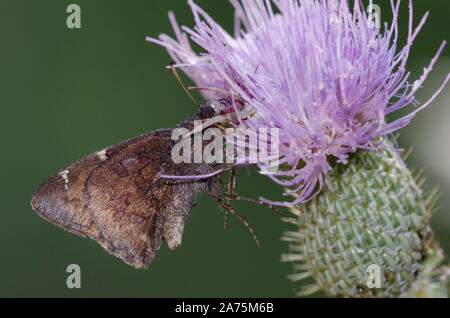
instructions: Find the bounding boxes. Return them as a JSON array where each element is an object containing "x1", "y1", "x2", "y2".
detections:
[{"x1": 147, "y1": 0, "x2": 450, "y2": 206}]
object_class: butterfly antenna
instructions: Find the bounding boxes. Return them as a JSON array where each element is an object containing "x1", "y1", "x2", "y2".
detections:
[{"x1": 169, "y1": 62, "x2": 200, "y2": 107}]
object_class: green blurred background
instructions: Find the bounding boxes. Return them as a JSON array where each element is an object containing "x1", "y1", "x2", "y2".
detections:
[{"x1": 0, "y1": 0, "x2": 449, "y2": 297}]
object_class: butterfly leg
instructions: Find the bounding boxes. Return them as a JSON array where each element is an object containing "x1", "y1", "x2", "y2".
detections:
[
  {"x1": 212, "y1": 171, "x2": 285, "y2": 218},
  {"x1": 223, "y1": 167, "x2": 236, "y2": 229},
  {"x1": 221, "y1": 194, "x2": 285, "y2": 217},
  {"x1": 206, "y1": 181, "x2": 261, "y2": 248},
  {"x1": 217, "y1": 200, "x2": 261, "y2": 248}
]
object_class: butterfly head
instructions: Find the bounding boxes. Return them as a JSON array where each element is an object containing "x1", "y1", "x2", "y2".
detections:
[{"x1": 200, "y1": 99, "x2": 232, "y2": 119}]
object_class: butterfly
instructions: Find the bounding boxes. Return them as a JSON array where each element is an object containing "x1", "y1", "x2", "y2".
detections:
[{"x1": 31, "y1": 104, "x2": 282, "y2": 269}]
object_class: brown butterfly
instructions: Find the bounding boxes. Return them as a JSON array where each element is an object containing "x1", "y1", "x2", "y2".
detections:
[{"x1": 31, "y1": 108, "x2": 282, "y2": 269}]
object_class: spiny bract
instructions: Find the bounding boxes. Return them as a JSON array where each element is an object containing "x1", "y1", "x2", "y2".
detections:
[{"x1": 282, "y1": 147, "x2": 447, "y2": 297}]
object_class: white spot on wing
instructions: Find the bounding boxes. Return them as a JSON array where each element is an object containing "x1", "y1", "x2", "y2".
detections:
[
  {"x1": 97, "y1": 149, "x2": 107, "y2": 161},
  {"x1": 59, "y1": 169, "x2": 70, "y2": 190}
]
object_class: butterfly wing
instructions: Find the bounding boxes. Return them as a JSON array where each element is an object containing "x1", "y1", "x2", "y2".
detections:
[{"x1": 31, "y1": 129, "x2": 208, "y2": 268}]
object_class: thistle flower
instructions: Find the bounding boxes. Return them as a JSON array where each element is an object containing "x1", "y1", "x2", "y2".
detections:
[{"x1": 148, "y1": 0, "x2": 449, "y2": 206}]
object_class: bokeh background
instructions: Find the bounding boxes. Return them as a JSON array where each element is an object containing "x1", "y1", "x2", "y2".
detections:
[{"x1": 0, "y1": 0, "x2": 449, "y2": 297}]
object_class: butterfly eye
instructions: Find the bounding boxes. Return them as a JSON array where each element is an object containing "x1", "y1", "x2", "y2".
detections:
[{"x1": 200, "y1": 105, "x2": 216, "y2": 119}]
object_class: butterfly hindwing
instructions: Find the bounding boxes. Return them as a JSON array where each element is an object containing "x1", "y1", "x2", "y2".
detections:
[{"x1": 31, "y1": 128, "x2": 209, "y2": 268}]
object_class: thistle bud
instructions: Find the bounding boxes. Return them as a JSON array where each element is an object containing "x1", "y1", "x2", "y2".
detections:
[{"x1": 283, "y1": 147, "x2": 449, "y2": 297}]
